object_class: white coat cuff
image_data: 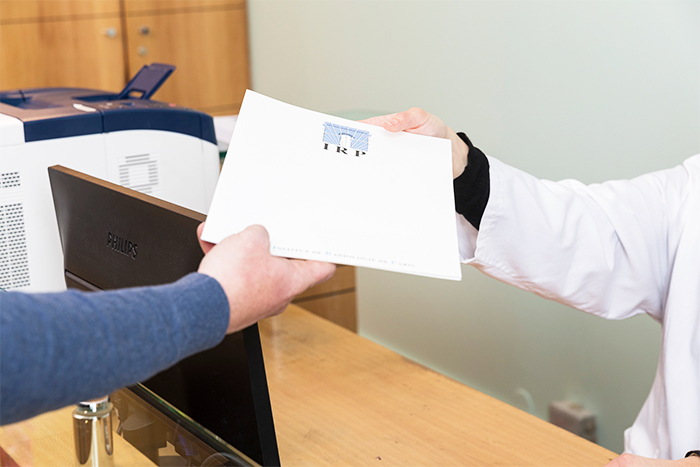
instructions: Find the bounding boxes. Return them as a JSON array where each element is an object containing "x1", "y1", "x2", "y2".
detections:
[{"x1": 457, "y1": 213, "x2": 479, "y2": 262}]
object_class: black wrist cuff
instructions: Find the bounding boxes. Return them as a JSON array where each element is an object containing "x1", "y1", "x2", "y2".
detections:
[
  {"x1": 453, "y1": 132, "x2": 490, "y2": 230},
  {"x1": 686, "y1": 451, "x2": 700, "y2": 458}
]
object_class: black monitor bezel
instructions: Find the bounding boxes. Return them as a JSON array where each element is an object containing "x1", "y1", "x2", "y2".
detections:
[{"x1": 48, "y1": 165, "x2": 280, "y2": 466}]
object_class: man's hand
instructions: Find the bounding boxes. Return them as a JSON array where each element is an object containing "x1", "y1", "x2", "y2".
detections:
[
  {"x1": 604, "y1": 453, "x2": 700, "y2": 467},
  {"x1": 197, "y1": 224, "x2": 336, "y2": 334},
  {"x1": 361, "y1": 108, "x2": 469, "y2": 179}
]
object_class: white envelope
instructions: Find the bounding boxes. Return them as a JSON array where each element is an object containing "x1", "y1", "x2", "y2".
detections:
[{"x1": 202, "y1": 91, "x2": 462, "y2": 280}]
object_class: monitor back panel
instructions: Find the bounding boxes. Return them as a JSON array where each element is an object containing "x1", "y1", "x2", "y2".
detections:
[{"x1": 49, "y1": 165, "x2": 280, "y2": 466}]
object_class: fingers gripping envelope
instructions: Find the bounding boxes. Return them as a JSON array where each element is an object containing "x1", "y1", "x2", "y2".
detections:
[{"x1": 202, "y1": 91, "x2": 462, "y2": 281}]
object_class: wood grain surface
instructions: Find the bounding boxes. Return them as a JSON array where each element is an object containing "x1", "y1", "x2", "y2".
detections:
[
  {"x1": 261, "y1": 305, "x2": 617, "y2": 466},
  {"x1": 0, "y1": 304, "x2": 617, "y2": 466}
]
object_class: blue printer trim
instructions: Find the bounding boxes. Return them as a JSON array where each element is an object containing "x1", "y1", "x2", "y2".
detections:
[
  {"x1": 23, "y1": 113, "x2": 104, "y2": 142},
  {"x1": 101, "y1": 107, "x2": 216, "y2": 145},
  {"x1": 0, "y1": 87, "x2": 217, "y2": 146}
]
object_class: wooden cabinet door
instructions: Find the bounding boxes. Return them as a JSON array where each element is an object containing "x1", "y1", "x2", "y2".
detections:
[
  {"x1": 0, "y1": 1, "x2": 125, "y2": 92},
  {"x1": 123, "y1": 1, "x2": 250, "y2": 115},
  {"x1": 0, "y1": 0, "x2": 120, "y2": 21},
  {"x1": 293, "y1": 265, "x2": 358, "y2": 332},
  {"x1": 120, "y1": 1, "x2": 236, "y2": 13}
]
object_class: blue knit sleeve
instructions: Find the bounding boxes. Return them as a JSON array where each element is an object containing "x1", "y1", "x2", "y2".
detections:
[{"x1": 0, "y1": 272, "x2": 229, "y2": 425}]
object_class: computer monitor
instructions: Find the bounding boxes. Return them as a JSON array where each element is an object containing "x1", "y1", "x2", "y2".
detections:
[{"x1": 48, "y1": 165, "x2": 280, "y2": 466}]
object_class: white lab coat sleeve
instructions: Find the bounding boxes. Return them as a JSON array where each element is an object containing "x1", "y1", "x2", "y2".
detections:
[{"x1": 457, "y1": 155, "x2": 695, "y2": 321}]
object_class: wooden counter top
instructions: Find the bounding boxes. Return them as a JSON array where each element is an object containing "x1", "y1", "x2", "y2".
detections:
[
  {"x1": 261, "y1": 305, "x2": 617, "y2": 466},
  {"x1": 0, "y1": 304, "x2": 617, "y2": 466}
]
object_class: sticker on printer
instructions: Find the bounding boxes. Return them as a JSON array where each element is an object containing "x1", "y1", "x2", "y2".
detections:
[{"x1": 73, "y1": 103, "x2": 98, "y2": 113}]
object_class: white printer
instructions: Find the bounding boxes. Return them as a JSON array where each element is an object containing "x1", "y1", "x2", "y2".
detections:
[{"x1": 0, "y1": 64, "x2": 220, "y2": 292}]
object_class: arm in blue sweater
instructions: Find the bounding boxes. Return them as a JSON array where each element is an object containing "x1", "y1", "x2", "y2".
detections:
[{"x1": 0, "y1": 272, "x2": 229, "y2": 425}]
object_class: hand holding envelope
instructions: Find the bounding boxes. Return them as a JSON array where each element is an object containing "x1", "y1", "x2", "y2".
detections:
[{"x1": 202, "y1": 91, "x2": 462, "y2": 281}]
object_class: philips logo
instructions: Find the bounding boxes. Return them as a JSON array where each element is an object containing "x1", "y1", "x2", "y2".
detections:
[{"x1": 107, "y1": 232, "x2": 137, "y2": 259}]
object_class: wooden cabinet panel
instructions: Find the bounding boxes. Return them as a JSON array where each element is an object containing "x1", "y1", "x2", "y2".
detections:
[
  {"x1": 0, "y1": 16, "x2": 125, "y2": 91},
  {"x1": 293, "y1": 265, "x2": 357, "y2": 332},
  {"x1": 123, "y1": 5, "x2": 249, "y2": 114},
  {"x1": 0, "y1": 1, "x2": 120, "y2": 22},
  {"x1": 296, "y1": 265, "x2": 355, "y2": 300},
  {"x1": 295, "y1": 292, "x2": 357, "y2": 332},
  {"x1": 123, "y1": 0, "x2": 242, "y2": 14}
]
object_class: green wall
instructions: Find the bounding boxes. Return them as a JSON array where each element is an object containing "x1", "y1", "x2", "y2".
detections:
[{"x1": 247, "y1": 0, "x2": 700, "y2": 453}]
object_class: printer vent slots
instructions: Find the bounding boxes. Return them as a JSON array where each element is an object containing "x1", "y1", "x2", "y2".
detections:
[
  {"x1": 118, "y1": 154, "x2": 161, "y2": 196},
  {"x1": 0, "y1": 171, "x2": 30, "y2": 290},
  {"x1": 1, "y1": 172, "x2": 20, "y2": 189}
]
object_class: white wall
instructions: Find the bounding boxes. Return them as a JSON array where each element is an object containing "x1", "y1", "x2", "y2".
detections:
[{"x1": 247, "y1": 0, "x2": 700, "y2": 453}]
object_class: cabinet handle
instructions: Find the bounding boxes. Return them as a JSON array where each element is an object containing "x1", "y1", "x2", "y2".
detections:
[
  {"x1": 137, "y1": 46, "x2": 148, "y2": 57},
  {"x1": 102, "y1": 27, "x2": 117, "y2": 39},
  {"x1": 139, "y1": 25, "x2": 151, "y2": 36}
]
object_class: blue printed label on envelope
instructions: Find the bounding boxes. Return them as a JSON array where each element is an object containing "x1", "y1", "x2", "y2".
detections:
[{"x1": 322, "y1": 122, "x2": 370, "y2": 157}]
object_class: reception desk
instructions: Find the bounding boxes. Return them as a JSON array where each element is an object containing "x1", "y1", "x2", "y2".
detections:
[{"x1": 0, "y1": 304, "x2": 617, "y2": 466}]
